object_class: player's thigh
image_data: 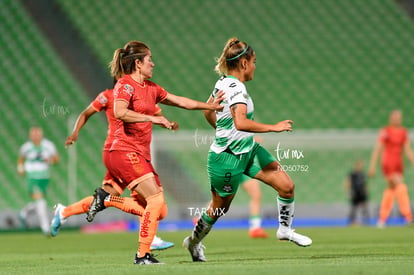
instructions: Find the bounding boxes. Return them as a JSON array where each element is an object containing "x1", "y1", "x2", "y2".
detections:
[
  {"x1": 108, "y1": 151, "x2": 162, "y2": 193},
  {"x1": 209, "y1": 189, "x2": 235, "y2": 217},
  {"x1": 254, "y1": 161, "x2": 295, "y2": 195},
  {"x1": 207, "y1": 151, "x2": 244, "y2": 197}
]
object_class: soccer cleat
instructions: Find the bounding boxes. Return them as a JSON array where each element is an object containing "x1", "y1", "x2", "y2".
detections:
[
  {"x1": 183, "y1": 236, "x2": 206, "y2": 262},
  {"x1": 86, "y1": 187, "x2": 109, "y2": 222},
  {"x1": 249, "y1": 227, "x2": 269, "y2": 238},
  {"x1": 150, "y1": 236, "x2": 175, "y2": 251},
  {"x1": 376, "y1": 221, "x2": 386, "y2": 229},
  {"x1": 50, "y1": 204, "x2": 67, "y2": 237},
  {"x1": 277, "y1": 228, "x2": 312, "y2": 247},
  {"x1": 133, "y1": 253, "x2": 163, "y2": 265}
]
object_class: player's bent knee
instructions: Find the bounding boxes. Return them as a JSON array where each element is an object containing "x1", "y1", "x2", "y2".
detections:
[
  {"x1": 279, "y1": 180, "x2": 295, "y2": 197},
  {"x1": 146, "y1": 192, "x2": 165, "y2": 208},
  {"x1": 395, "y1": 183, "x2": 408, "y2": 193}
]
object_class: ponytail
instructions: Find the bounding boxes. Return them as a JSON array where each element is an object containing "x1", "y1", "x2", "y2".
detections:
[
  {"x1": 214, "y1": 37, "x2": 253, "y2": 75},
  {"x1": 109, "y1": 41, "x2": 150, "y2": 78},
  {"x1": 109, "y1": 48, "x2": 125, "y2": 79}
]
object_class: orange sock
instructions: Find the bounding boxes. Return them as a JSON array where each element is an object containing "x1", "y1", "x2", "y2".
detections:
[
  {"x1": 62, "y1": 196, "x2": 93, "y2": 218},
  {"x1": 104, "y1": 196, "x2": 145, "y2": 216},
  {"x1": 138, "y1": 192, "x2": 165, "y2": 256},
  {"x1": 379, "y1": 188, "x2": 395, "y2": 223},
  {"x1": 395, "y1": 183, "x2": 412, "y2": 222}
]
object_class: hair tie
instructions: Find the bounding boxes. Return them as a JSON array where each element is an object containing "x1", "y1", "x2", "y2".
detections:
[
  {"x1": 119, "y1": 48, "x2": 126, "y2": 58},
  {"x1": 226, "y1": 46, "x2": 249, "y2": 61},
  {"x1": 229, "y1": 40, "x2": 240, "y2": 48}
]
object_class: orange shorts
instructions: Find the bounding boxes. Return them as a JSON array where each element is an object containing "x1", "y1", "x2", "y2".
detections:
[
  {"x1": 382, "y1": 161, "x2": 403, "y2": 178},
  {"x1": 107, "y1": 150, "x2": 161, "y2": 192},
  {"x1": 100, "y1": 150, "x2": 124, "y2": 195}
]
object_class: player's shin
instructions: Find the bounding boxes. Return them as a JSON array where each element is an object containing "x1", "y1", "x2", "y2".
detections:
[
  {"x1": 104, "y1": 195, "x2": 144, "y2": 216},
  {"x1": 35, "y1": 198, "x2": 50, "y2": 234},
  {"x1": 191, "y1": 212, "x2": 216, "y2": 243},
  {"x1": 138, "y1": 192, "x2": 164, "y2": 256},
  {"x1": 277, "y1": 196, "x2": 295, "y2": 232},
  {"x1": 62, "y1": 196, "x2": 93, "y2": 217}
]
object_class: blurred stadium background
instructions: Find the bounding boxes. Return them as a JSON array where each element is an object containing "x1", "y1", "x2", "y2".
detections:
[{"x1": 1, "y1": 0, "x2": 414, "y2": 230}]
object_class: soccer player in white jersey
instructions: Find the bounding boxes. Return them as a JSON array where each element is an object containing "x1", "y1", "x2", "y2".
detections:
[
  {"x1": 183, "y1": 37, "x2": 312, "y2": 262},
  {"x1": 17, "y1": 127, "x2": 58, "y2": 235}
]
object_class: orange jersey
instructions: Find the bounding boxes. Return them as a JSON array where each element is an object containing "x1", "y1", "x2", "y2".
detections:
[
  {"x1": 90, "y1": 89, "x2": 162, "y2": 152},
  {"x1": 379, "y1": 126, "x2": 408, "y2": 175},
  {"x1": 91, "y1": 89, "x2": 116, "y2": 151},
  {"x1": 111, "y1": 75, "x2": 168, "y2": 160}
]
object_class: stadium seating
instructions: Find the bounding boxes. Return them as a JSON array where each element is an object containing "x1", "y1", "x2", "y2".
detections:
[
  {"x1": 58, "y1": 0, "x2": 414, "y2": 205},
  {"x1": 58, "y1": 0, "x2": 414, "y2": 130},
  {"x1": 0, "y1": 0, "x2": 107, "y2": 209}
]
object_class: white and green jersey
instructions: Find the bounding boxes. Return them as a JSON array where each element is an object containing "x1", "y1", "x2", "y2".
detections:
[
  {"x1": 19, "y1": 139, "x2": 56, "y2": 179},
  {"x1": 210, "y1": 75, "x2": 254, "y2": 155}
]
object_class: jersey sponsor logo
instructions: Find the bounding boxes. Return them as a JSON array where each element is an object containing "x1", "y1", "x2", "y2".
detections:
[
  {"x1": 140, "y1": 211, "x2": 151, "y2": 238},
  {"x1": 123, "y1": 84, "x2": 134, "y2": 95},
  {"x1": 230, "y1": 91, "x2": 242, "y2": 101},
  {"x1": 98, "y1": 94, "x2": 108, "y2": 105}
]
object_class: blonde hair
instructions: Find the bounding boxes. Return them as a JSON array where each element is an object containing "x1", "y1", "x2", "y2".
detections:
[
  {"x1": 109, "y1": 41, "x2": 150, "y2": 79},
  {"x1": 214, "y1": 37, "x2": 254, "y2": 75}
]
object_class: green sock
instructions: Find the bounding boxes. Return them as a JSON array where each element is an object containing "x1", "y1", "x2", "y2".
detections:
[{"x1": 191, "y1": 212, "x2": 216, "y2": 243}]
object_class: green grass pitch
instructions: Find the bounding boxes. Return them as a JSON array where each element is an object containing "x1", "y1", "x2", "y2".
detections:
[{"x1": 1, "y1": 227, "x2": 414, "y2": 275}]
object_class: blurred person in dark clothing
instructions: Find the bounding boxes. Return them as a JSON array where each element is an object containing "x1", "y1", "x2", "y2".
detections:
[{"x1": 345, "y1": 160, "x2": 369, "y2": 225}]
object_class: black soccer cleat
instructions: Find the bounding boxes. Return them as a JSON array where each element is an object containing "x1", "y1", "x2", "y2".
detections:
[
  {"x1": 86, "y1": 187, "x2": 109, "y2": 222},
  {"x1": 133, "y1": 253, "x2": 163, "y2": 265}
]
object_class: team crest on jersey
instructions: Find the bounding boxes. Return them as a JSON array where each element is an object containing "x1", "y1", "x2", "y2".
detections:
[
  {"x1": 223, "y1": 184, "x2": 233, "y2": 193},
  {"x1": 123, "y1": 84, "x2": 134, "y2": 95},
  {"x1": 98, "y1": 94, "x2": 108, "y2": 105}
]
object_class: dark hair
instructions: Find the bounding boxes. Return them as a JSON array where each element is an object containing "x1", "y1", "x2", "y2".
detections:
[
  {"x1": 109, "y1": 41, "x2": 150, "y2": 79},
  {"x1": 215, "y1": 37, "x2": 254, "y2": 75}
]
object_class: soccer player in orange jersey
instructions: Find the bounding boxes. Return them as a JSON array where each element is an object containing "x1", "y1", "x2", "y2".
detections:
[
  {"x1": 49, "y1": 83, "x2": 174, "y2": 250},
  {"x1": 86, "y1": 41, "x2": 223, "y2": 264},
  {"x1": 369, "y1": 110, "x2": 414, "y2": 227}
]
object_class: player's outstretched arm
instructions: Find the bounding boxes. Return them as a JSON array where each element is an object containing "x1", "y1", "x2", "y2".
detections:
[
  {"x1": 231, "y1": 103, "x2": 293, "y2": 133},
  {"x1": 161, "y1": 91, "x2": 224, "y2": 111},
  {"x1": 65, "y1": 105, "x2": 97, "y2": 146}
]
